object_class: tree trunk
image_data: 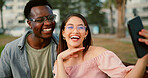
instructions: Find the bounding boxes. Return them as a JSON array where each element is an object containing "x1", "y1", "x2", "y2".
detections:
[
  {"x1": 110, "y1": 6, "x2": 114, "y2": 34},
  {"x1": 116, "y1": 0, "x2": 126, "y2": 38},
  {"x1": 0, "y1": 8, "x2": 4, "y2": 30}
]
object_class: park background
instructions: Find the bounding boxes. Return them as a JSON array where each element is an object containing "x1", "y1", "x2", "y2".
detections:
[{"x1": 1, "y1": 0, "x2": 148, "y2": 64}]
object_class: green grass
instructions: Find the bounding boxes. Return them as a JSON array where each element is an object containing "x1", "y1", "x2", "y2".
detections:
[
  {"x1": 144, "y1": 26, "x2": 148, "y2": 30},
  {"x1": 0, "y1": 34, "x2": 18, "y2": 56},
  {"x1": 0, "y1": 45, "x2": 5, "y2": 56},
  {"x1": 0, "y1": 34, "x2": 13, "y2": 38},
  {"x1": 92, "y1": 37, "x2": 137, "y2": 64}
]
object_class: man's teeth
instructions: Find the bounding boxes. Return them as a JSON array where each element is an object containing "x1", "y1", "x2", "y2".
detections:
[
  {"x1": 71, "y1": 36, "x2": 80, "y2": 39},
  {"x1": 43, "y1": 28, "x2": 52, "y2": 31}
]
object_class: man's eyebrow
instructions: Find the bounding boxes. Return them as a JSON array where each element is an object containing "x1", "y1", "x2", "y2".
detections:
[
  {"x1": 36, "y1": 15, "x2": 50, "y2": 19},
  {"x1": 36, "y1": 16, "x2": 46, "y2": 19}
]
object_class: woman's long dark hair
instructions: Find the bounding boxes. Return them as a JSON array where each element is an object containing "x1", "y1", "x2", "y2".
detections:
[{"x1": 57, "y1": 13, "x2": 92, "y2": 56}]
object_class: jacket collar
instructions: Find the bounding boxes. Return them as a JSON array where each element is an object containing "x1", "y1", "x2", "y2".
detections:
[
  {"x1": 18, "y1": 30, "x2": 32, "y2": 50},
  {"x1": 18, "y1": 30, "x2": 58, "y2": 50}
]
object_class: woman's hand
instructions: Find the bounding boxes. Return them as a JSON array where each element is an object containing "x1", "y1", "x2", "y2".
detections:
[
  {"x1": 125, "y1": 54, "x2": 148, "y2": 78},
  {"x1": 138, "y1": 29, "x2": 148, "y2": 64},
  {"x1": 56, "y1": 47, "x2": 85, "y2": 78},
  {"x1": 125, "y1": 29, "x2": 148, "y2": 78},
  {"x1": 57, "y1": 47, "x2": 85, "y2": 61},
  {"x1": 138, "y1": 29, "x2": 148, "y2": 45},
  {"x1": 139, "y1": 54, "x2": 148, "y2": 64}
]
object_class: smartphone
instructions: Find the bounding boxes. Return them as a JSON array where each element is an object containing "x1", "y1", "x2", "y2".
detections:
[{"x1": 127, "y1": 16, "x2": 148, "y2": 58}]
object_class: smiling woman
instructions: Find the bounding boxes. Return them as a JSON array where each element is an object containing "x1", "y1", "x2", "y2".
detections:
[
  {"x1": 53, "y1": 13, "x2": 148, "y2": 78},
  {"x1": 62, "y1": 16, "x2": 88, "y2": 48}
]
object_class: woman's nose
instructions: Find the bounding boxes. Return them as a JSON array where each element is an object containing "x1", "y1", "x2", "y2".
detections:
[{"x1": 72, "y1": 28, "x2": 79, "y2": 33}]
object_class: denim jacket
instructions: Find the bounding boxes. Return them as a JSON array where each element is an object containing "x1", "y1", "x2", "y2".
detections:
[{"x1": 0, "y1": 30, "x2": 58, "y2": 78}]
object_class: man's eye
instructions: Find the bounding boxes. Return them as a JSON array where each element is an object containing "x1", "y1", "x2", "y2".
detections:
[
  {"x1": 48, "y1": 17, "x2": 54, "y2": 21},
  {"x1": 35, "y1": 18, "x2": 44, "y2": 23},
  {"x1": 47, "y1": 15, "x2": 55, "y2": 21}
]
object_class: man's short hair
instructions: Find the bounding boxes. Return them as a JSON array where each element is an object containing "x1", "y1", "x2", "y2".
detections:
[{"x1": 24, "y1": 0, "x2": 52, "y2": 19}]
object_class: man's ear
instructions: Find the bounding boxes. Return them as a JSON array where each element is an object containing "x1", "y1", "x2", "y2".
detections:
[{"x1": 27, "y1": 20, "x2": 32, "y2": 29}]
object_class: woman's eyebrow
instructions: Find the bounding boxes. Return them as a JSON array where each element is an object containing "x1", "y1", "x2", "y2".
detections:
[
  {"x1": 66, "y1": 23, "x2": 84, "y2": 26},
  {"x1": 66, "y1": 23, "x2": 73, "y2": 26},
  {"x1": 77, "y1": 24, "x2": 84, "y2": 26}
]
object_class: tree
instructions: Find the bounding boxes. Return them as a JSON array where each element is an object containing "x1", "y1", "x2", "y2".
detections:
[
  {"x1": 82, "y1": 0, "x2": 106, "y2": 33},
  {"x1": 48, "y1": 0, "x2": 106, "y2": 32},
  {"x1": 0, "y1": 0, "x2": 5, "y2": 30},
  {"x1": 48, "y1": 0, "x2": 81, "y2": 22},
  {"x1": 115, "y1": 0, "x2": 126, "y2": 38},
  {"x1": 103, "y1": 0, "x2": 116, "y2": 34}
]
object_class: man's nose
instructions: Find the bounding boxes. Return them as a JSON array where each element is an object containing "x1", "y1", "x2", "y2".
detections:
[{"x1": 44, "y1": 19, "x2": 52, "y2": 25}]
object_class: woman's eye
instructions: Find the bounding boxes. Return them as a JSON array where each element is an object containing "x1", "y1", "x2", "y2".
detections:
[
  {"x1": 78, "y1": 26, "x2": 84, "y2": 29},
  {"x1": 67, "y1": 26, "x2": 74, "y2": 29},
  {"x1": 78, "y1": 26, "x2": 86, "y2": 30}
]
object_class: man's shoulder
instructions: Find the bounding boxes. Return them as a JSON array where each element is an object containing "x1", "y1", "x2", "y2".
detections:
[
  {"x1": 9, "y1": 30, "x2": 31, "y2": 44},
  {"x1": 4, "y1": 30, "x2": 30, "y2": 49},
  {"x1": 1, "y1": 37, "x2": 22, "y2": 56},
  {"x1": 5, "y1": 37, "x2": 22, "y2": 49},
  {"x1": 52, "y1": 33, "x2": 59, "y2": 45},
  {"x1": 52, "y1": 34, "x2": 59, "y2": 40}
]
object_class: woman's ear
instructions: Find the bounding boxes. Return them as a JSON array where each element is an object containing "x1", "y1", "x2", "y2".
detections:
[
  {"x1": 62, "y1": 30, "x2": 65, "y2": 38},
  {"x1": 85, "y1": 30, "x2": 88, "y2": 38},
  {"x1": 27, "y1": 20, "x2": 32, "y2": 29}
]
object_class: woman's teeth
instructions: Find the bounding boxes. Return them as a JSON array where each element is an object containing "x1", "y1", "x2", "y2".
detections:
[{"x1": 71, "y1": 36, "x2": 80, "y2": 39}]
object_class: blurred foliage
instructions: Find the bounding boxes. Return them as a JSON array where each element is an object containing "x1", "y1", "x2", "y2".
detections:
[
  {"x1": 103, "y1": 0, "x2": 116, "y2": 9},
  {"x1": 48, "y1": 0, "x2": 106, "y2": 28}
]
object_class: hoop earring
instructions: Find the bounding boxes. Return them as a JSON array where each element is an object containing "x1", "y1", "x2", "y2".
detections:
[{"x1": 63, "y1": 37, "x2": 66, "y2": 40}]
